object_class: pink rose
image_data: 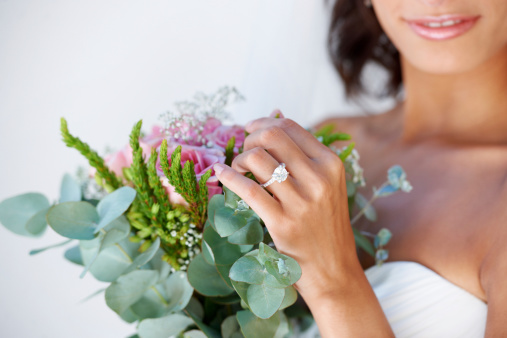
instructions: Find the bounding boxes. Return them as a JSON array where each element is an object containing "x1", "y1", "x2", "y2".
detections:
[
  {"x1": 157, "y1": 144, "x2": 226, "y2": 206},
  {"x1": 104, "y1": 142, "x2": 152, "y2": 177},
  {"x1": 207, "y1": 125, "x2": 245, "y2": 151}
]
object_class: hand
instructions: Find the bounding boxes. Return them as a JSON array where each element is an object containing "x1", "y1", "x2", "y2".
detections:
[{"x1": 213, "y1": 110, "x2": 361, "y2": 299}]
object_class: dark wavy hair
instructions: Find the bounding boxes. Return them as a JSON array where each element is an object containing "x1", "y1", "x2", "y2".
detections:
[{"x1": 328, "y1": 0, "x2": 402, "y2": 98}]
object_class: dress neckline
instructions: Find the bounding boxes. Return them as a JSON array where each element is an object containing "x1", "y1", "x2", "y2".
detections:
[{"x1": 365, "y1": 260, "x2": 486, "y2": 304}]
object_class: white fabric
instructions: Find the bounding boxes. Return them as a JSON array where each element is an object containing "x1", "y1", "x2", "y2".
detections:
[{"x1": 365, "y1": 261, "x2": 487, "y2": 337}]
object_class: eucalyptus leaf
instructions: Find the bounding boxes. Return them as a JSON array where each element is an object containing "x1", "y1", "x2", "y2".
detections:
[
  {"x1": 163, "y1": 271, "x2": 194, "y2": 312},
  {"x1": 273, "y1": 311, "x2": 290, "y2": 338},
  {"x1": 374, "y1": 184, "x2": 398, "y2": 197},
  {"x1": 352, "y1": 228, "x2": 375, "y2": 257},
  {"x1": 207, "y1": 194, "x2": 225, "y2": 231},
  {"x1": 231, "y1": 280, "x2": 250, "y2": 307},
  {"x1": 258, "y1": 243, "x2": 301, "y2": 286},
  {"x1": 374, "y1": 228, "x2": 392, "y2": 248},
  {"x1": 60, "y1": 173, "x2": 82, "y2": 203},
  {"x1": 223, "y1": 186, "x2": 242, "y2": 209},
  {"x1": 185, "y1": 297, "x2": 204, "y2": 320},
  {"x1": 29, "y1": 239, "x2": 73, "y2": 256},
  {"x1": 80, "y1": 215, "x2": 132, "y2": 278},
  {"x1": 64, "y1": 245, "x2": 83, "y2": 265},
  {"x1": 95, "y1": 186, "x2": 136, "y2": 233},
  {"x1": 221, "y1": 315, "x2": 242, "y2": 338},
  {"x1": 202, "y1": 240, "x2": 215, "y2": 265},
  {"x1": 214, "y1": 207, "x2": 247, "y2": 237},
  {"x1": 278, "y1": 286, "x2": 298, "y2": 310},
  {"x1": 80, "y1": 237, "x2": 140, "y2": 282},
  {"x1": 355, "y1": 193, "x2": 377, "y2": 222},
  {"x1": 346, "y1": 180, "x2": 356, "y2": 197},
  {"x1": 184, "y1": 330, "x2": 208, "y2": 338},
  {"x1": 265, "y1": 260, "x2": 290, "y2": 287},
  {"x1": 0, "y1": 192, "x2": 50, "y2": 237},
  {"x1": 204, "y1": 226, "x2": 243, "y2": 265},
  {"x1": 105, "y1": 269, "x2": 159, "y2": 314},
  {"x1": 227, "y1": 218, "x2": 263, "y2": 245},
  {"x1": 120, "y1": 307, "x2": 141, "y2": 323},
  {"x1": 187, "y1": 254, "x2": 233, "y2": 297},
  {"x1": 236, "y1": 310, "x2": 280, "y2": 338},
  {"x1": 47, "y1": 201, "x2": 98, "y2": 240},
  {"x1": 229, "y1": 256, "x2": 265, "y2": 285},
  {"x1": 25, "y1": 207, "x2": 49, "y2": 236},
  {"x1": 130, "y1": 285, "x2": 168, "y2": 319},
  {"x1": 246, "y1": 283, "x2": 285, "y2": 319},
  {"x1": 149, "y1": 249, "x2": 171, "y2": 283},
  {"x1": 137, "y1": 313, "x2": 193, "y2": 338},
  {"x1": 123, "y1": 237, "x2": 161, "y2": 275}
]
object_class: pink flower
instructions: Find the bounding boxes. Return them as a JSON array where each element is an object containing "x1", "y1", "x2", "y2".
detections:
[
  {"x1": 157, "y1": 144, "x2": 226, "y2": 206},
  {"x1": 201, "y1": 118, "x2": 222, "y2": 138},
  {"x1": 104, "y1": 142, "x2": 152, "y2": 177},
  {"x1": 207, "y1": 125, "x2": 245, "y2": 151},
  {"x1": 142, "y1": 125, "x2": 165, "y2": 148}
]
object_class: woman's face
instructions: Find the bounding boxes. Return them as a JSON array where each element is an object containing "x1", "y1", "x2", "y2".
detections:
[{"x1": 372, "y1": 0, "x2": 507, "y2": 74}]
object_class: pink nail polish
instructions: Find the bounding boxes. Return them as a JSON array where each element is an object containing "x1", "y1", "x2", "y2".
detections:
[{"x1": 213, "y1": 164, "x2": 225, "y2": 176}]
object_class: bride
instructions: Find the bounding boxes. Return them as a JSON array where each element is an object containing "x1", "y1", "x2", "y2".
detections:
[{"x1": 212, "y1": 0, "x2": 507, "y2": 336}]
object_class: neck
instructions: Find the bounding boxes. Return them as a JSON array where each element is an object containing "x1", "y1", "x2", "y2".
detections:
[{"x1": 400, "y1": 46, "x2": 507, "y2": 145}]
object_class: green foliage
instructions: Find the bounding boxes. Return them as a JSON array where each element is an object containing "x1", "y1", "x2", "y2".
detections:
[
  {"x1": 314, "y1": 124, "x2": 351, "y2": 147},
  {"x1": 95, "y1": 187, "x2": 137, "y2": 233},
  {"x1": 147, "y1": 147, "x2": 171, "y2": 217},
  {"x1": 159, "y1": 140, "x2": 211, "y2": 227},
  {"x1": 225, "y1": 136, "x2": 236, "y2": 166},
  {"x1": 0, "y1": 192, "x2": 50, "y2": 237},
  {"x1": 338, "y1": 142, "x2": 355, "y2": 162},
  {"x1": 352, "y1": 228, "x2": 375, "y2": 257},
  {"x1": 60, "y1": 118, "x2": 122, "y2": 190},
  {"x1": 236, "y1": 310, "x2": 281, "y2": 338},
  {"x1": 105, "y1": 269, "x2": 159, "y2": 314},
  {"x1": 187, "y1": 254, "x2": 234, "y2": 297},
  {"x1": 60, "y1": 174, "x2": 82, "y2": 203},
  {"x1": 47, "y1": 202, "x2": 98, "y2": 240}
]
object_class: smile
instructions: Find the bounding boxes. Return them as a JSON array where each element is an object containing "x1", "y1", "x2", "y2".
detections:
[{"x1": 404, "y1": 15, "x2": 481, "y2": 41}]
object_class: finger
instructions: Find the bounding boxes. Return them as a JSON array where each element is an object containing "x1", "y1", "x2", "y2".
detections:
[
  {"x1": 269, "y1": 109, "x2": 285, "y2": 118},
  {"x1": 213, "y1": 163, "x2": 282, "y2": 222},
  {"x1": 245, "y1": 117, "x2": 327, "y2": 159},
  {"x1": 242, "y1": 127, "x2": 312, "y2": 178},
  {"x1": 231, "y1": 147, "x2": 296, "y2": 196}
]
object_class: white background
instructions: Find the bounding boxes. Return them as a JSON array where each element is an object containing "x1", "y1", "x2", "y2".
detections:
[{"x1": 0, "y1": 1, "x2": 394, "y2": 337}]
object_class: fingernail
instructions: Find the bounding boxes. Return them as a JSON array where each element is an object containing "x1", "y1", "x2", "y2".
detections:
[{"x1": 213, "y1": 163, "x2": 225, "y2": 177}]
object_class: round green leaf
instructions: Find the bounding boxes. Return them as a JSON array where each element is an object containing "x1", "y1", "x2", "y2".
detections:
[
  {"x1": 130, "y1": 285, "x2": 168, "y2": 319},
  {"x1": 25, "y1": 207, "x2": 49, "y2": 236},
  {"x1": 47, "y1": 201, "x2": 98, "y2": 240},
  {"x1": 258, "y1": 243, "x2": 302, "y2": 286},
  {"x1": 0, "y1": 193, "x2": 50, "y2": 237},
  {"x1": 374, "y1": 228, "x2": 392, "y2": 248},
  {"x1": 221, "y1": 315, "x2": 241, "y2": 338},
  {"x1": 278, "y1": 286, "x2": 298, "y2": 310},
  {"x1": 123, "y1": 237, "x2": 160, "y2": 275},
  {"x1": 236, "y1": 310, "x2": 280, "y2": 338},
  {"x1": 203, "y1": 226, "x2": 243, "y2": 265},
  {"x1": 227, "y1": 219, "x2": 263, "y2": 245},
  {"x1": 64, "y1": 245, "x2": 83, "y2": 265},
  {"x1": 163, "y1": 271, "x2": 194, "y2": 312},
  {"x1": 207, "y1": 194, "x2": 225, "y2": 230},
  {"x1": 60, "y1": 173, "x2": 82, "y2": 203},
  {"x1": 246, "y1": 284, "x2": 285, "y2": 319},
  {"x1": 214, "y1": 207, "x2": 247, "y2": 237},
  {"x1": 229, "y1": 256, "x2": 265, "y2": 285},
  {"x1": 105, "y1": 269, "x2": 159, "y2": 314},
  {"x1": 95, "y1": 186, "x2": 136, "y2": 233},
  {"x1": 187, "y1": 254, "x2": 233, "y2": 297},
  {"x1": 137, "y1": 313, "x2": 193, "y2": 338}
]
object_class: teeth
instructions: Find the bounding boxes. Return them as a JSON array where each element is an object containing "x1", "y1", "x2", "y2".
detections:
[{"x1": 423, "y1": 20, "x2": 462, "y2": 28}]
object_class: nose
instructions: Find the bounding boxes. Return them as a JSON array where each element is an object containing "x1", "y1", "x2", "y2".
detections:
[{"x1": 419, "y1": 0, "x2": 446, "y2": 7}]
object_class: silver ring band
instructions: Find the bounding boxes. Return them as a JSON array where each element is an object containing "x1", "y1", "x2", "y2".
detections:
[{"x1": 260, "y1": 163, "x2": 289, "y2": 188}]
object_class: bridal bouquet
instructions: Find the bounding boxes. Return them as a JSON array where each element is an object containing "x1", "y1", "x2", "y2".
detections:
[{"x1": 0, "y1": 87, "x2": 411, "y2": 338}]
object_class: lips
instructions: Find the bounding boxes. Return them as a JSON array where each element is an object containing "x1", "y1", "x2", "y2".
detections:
[{"x1": 404, "y1": 15, "x2": 480, "y2": 41}]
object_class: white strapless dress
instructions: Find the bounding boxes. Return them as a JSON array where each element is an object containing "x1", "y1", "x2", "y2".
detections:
[
  {"x1": 298, "y1": 261, "x2": 487, "y2": 338},
  {"x1": 365, "y1": 261, "x2": 487, "y2": 337}
]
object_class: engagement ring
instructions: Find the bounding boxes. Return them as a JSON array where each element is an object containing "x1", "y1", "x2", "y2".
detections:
[{"x1": 260, "y1": 163, "x2": 289, "y2": 188}]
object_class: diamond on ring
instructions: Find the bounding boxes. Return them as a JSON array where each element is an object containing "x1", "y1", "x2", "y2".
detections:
[{"x1": 260, "y1": 163, "x2": 289, "y2": 188}]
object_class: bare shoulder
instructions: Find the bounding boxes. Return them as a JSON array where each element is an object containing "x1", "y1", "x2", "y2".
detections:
[{"x1": 313, "y1": 105, "x2": 403, "y2": 145}]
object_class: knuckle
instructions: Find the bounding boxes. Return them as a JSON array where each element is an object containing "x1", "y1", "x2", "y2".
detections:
[
  {"x1": 260, "y1": 126, "x2": 283, "y2": 143},
  {"x1": 244, "y1": 181, "x2": 260, "y2": 201},
  {"x1": 249, "y1": 147, "x2": 266, "y2": 164},
  {"x1": 279, "y1": 118, "x2": 297, "y2": 130}
]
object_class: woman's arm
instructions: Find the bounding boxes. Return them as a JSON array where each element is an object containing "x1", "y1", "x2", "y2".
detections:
[{"x1": 213, "y1": 112, "x2": 393, "y2": 337}]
